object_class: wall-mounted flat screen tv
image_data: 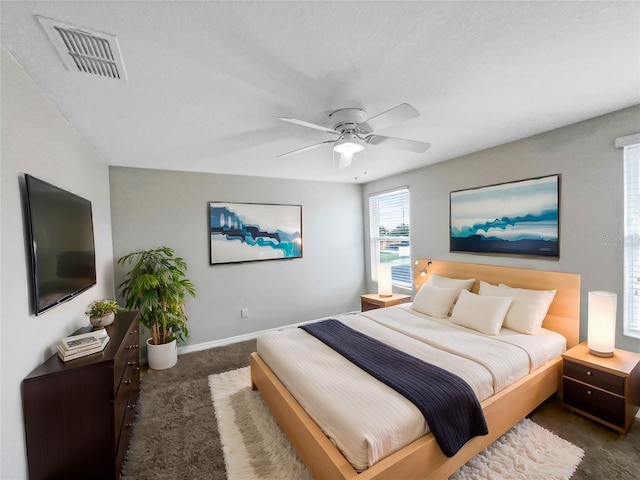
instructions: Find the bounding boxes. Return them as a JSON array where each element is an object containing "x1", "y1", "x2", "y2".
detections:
[{"x1": 25, "y1": 174, "x2": 97, "y2": 315}]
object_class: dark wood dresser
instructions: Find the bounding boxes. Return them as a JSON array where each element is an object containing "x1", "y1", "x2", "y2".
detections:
[{"x1": 22, "y1": 311, "x2": 140, "y2": 480}]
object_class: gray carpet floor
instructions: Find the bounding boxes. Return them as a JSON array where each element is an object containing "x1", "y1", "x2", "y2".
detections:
[{"x1": 122, "y1": 339, "x2": 640, "y2": 479}]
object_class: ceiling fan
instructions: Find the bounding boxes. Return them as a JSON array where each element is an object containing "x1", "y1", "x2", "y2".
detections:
[{"x1": 277, "y1": 103, "x2": 431, "y2": 169}]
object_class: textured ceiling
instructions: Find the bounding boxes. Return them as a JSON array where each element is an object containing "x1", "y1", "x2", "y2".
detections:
[{"x1": 2, "y1": 1, "x2": 639, "y2": 184}]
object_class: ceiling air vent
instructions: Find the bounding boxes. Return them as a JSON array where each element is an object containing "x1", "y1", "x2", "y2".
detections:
[{"x1": 37, "y1": 16, "x2": 128, "y2": 82}]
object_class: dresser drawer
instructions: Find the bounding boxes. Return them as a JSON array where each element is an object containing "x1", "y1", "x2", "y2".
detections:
[
  {"x1": 113, "y1": 324, "x2": 139, "y2": 391},
  {"x1": 114, "y1": 361, "x2": 139, "y2": 443},
  {"x1": 563, "y1": 359, "x2": 625, "y2": 396},
  {"x1": 115, "y1": 374, "x2": 139, "y2": 469},
  {"x1": 563, "y1": 377, "x2": 625, "y2": 428}
]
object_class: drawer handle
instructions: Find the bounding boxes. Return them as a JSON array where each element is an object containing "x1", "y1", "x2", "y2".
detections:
[
  {"x1": 126, "y1": 344, "x2": 139, "y2": 350},
  {"x1": 126, "y1": 423, "x2": 133, "y2": 429},
  {"x1": 586, "y1": 370, "x2": 592, "y2": 376},
  {"x1": 124, "y1": 380, "x2": 131, "y2": 385},
  {"x1": 128, "y1": 403, "x2": 137, "y2": 409},
  {"x1": 127, "y1": 361, "x2": 138, "y2": 366},
  {"x1": 587, "y1": 390, "x2": 592, "y2": 395},
  {"x1": 129, "y1": 330, "x2": 138, "y2": 335}
]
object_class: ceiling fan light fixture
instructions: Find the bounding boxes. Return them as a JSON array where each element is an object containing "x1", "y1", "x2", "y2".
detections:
[
  {"x1": 333, "y1": 132, "x2": 364, "y2": 155},
  {"x1": 337, "y1": 151, "x2": 354, "y2": 169}
]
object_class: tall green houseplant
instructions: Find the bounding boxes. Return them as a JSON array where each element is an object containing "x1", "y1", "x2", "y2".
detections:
[{"x1": 118, "y1": 247, "x2": 196, "y2": 345}]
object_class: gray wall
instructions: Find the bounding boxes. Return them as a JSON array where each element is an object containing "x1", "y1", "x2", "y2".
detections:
[
  {"x1": 1, "y1": 46, "x2": 116, "y2": 479},
  {"x1": 363, "y1": 105, "x2": 640, "y2": 352},
  {"x1": 109, "y1": 167, "x2": 365, "y2": 345}
]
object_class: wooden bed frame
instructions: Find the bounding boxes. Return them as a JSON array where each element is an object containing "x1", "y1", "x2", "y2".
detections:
[{"x1": 250, "y1": 260, "x2": 581, "y2": 480}]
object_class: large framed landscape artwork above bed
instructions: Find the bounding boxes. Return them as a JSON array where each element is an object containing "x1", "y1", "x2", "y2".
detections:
[{"x1": 450, "y1": 175, "x2": 560, "y2": 257}]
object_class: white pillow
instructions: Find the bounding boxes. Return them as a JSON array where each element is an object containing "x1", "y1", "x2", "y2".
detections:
[
  {"x1": 478, "y1": 281, "x2": 556, "y2": 334},
  {"x1": 450, "y1": 289, "x2": 513, "y2": 335},
  {"x1": 411, "y1": 284, "x2": 459, "y2": 318},
  {"x1": 427, "y1": 274, "x2": 475, "y2": 314},
  {"x1": 427, "y1": 274, "x2": 475, "y2": 298}
]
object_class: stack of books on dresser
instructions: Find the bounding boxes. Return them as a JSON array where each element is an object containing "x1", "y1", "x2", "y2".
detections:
[{"x1": 57, "y1": 329, "x2": 110, "y2": 362}]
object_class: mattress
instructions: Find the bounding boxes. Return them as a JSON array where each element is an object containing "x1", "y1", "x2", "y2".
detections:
[{"x1": 256, "y1": 304, "x2": 566, "y2": 471}]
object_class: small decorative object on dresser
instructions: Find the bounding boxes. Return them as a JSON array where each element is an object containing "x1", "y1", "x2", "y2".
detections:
[
  {"x1": 57, "y1": 328, "x2": 110, "y2": 362},
  {"x1": 562, "y1": 342, "x2": 640, "y2": 434},
  {"x1": 86, "y1": 298, "x2": 122, "y2": 328},
  {"x1": 360, "y1": 293, "x2": 411, "y2": 312},
  {"x1": 22, "y1": 311, "x2": 140, "y2": 479}
]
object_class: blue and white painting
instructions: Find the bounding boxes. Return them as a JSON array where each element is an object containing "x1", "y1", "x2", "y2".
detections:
[
  {"x1": 209, "y1": 202, "x2": 302, "y2": 264},
  {"x1": 450, "y1": 175, "x2": 559, "y2": 257}
]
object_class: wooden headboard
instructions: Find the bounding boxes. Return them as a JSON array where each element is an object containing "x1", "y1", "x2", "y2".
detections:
[{"x1": 413, "y1": 259, "x2": 581, "y2": 348}]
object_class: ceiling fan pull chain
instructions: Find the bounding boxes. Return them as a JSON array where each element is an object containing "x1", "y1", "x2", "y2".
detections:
[{"x1": 362, "y1": 148, "x2": 367, "y2": 176}]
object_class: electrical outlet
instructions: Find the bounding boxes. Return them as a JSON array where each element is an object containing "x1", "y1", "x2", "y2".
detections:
[{"x1": 241, "y1": 308, "x2": 249, "y2": 318}]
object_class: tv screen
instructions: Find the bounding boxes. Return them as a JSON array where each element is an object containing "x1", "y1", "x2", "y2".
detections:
[{"x1": 25, "y1": 174, "x2": 97, "y2": 315}]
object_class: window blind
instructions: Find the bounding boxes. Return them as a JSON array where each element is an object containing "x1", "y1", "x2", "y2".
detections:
[
  {"x1": 624, "y1": 144, "x2": 640, "y2": 338},
  {"x1": 369, "y1": 188, "x2": 411, "y2": 288}
]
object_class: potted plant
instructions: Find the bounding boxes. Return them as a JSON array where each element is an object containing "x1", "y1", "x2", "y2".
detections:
[
  {"x1": 117, "y1": 247, "x2": 197, "y2": 370},
  {"x1": 86, "y1": 299, "x2": 122, "y2": 328}
]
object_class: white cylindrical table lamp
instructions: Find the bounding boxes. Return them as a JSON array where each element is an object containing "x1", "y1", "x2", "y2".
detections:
[
  {"x1": 587, "y1": 291, "x2": 617, "y2": 357},
  {"x1": 377, "y1": 264, "x2": 393, "y2": 298}
]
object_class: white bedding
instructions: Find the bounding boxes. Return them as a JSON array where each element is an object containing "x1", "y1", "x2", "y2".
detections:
[{"x1": 256, "y1": 304, "x2": 566, "y2": 471}]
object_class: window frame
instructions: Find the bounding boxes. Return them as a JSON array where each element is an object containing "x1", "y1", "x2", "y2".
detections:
[
  {"x1": 368, "y1": 187, "x2": 411, "y2": 290},
  {"x1": 622, "y1": 142, "x2": 640, "y2": 339}
]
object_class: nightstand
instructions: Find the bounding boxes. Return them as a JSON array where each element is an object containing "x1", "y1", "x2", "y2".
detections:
[
  {"x1": 562, "y1": 342, "x2": 640, "y2": 434},
  {"x1": 360, "y1": 293, "x2": 411, "y2": 312}
]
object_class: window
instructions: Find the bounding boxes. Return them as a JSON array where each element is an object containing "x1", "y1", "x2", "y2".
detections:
[
  {"x1": 369, "y1": 188, "x2": 411, "y2": 289},
  {"x1": 623, "y1": 143, "x2": 640, "y2": 338}
]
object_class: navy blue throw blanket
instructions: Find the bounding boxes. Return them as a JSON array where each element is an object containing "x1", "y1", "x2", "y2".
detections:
[{"x1": 300, "y1": 319, "x2": 488, "y2": 457}]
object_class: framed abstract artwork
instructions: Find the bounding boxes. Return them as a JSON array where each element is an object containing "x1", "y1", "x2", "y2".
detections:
[
  {"x1": 209, "y1": 202, "x2": 302, "y2": 264},
  {"x1": 450, "y1": 174, "x2": 559, "y2": 257}
]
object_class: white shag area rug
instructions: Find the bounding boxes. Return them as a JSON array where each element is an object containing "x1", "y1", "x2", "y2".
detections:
[{"x1": 210, "y1": 367, "x2": 584, "y2": 480}]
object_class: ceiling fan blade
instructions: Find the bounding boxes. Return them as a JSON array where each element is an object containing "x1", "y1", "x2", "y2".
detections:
[
  {"x1": 359, "y1": 103, "x2": 420, "y2": 133},
  {"x1": 278, "y1": 117, "x2": 340, "y2": 135},
  {"x1": 365, "y1": 134, "x2": 431, "y2": 154},
  {"x1": 277, "y1": 140, "x2": 335, "y2": 158}
]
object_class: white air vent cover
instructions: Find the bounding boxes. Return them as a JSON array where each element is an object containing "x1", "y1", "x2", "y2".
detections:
[{"x1": 37, "y1": 16, "x2": 128, "y2": 82}]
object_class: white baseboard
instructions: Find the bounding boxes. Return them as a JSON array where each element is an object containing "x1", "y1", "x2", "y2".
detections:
[
  {"x1": 177, "y1": 331, "x2": 260, "y2": 354},
  {"x1": 177, "y1": 311, "x2": 358, "y2": 355}
]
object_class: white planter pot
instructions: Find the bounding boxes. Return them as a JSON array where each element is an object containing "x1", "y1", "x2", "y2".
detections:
[
  {"x1": 89, "y1": 311, "x2": 115, "y2": 328},
  {"x1": 146, "y1": 338, "x2": 177, "y2": 370}
]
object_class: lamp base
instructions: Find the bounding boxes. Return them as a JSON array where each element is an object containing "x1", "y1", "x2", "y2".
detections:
[
  {"x1": 589, "y1": 348, "x2": 614, "y2": 358},
  {"x1": 378, "y1": 294, "x2": 393, "y2": 298}
]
